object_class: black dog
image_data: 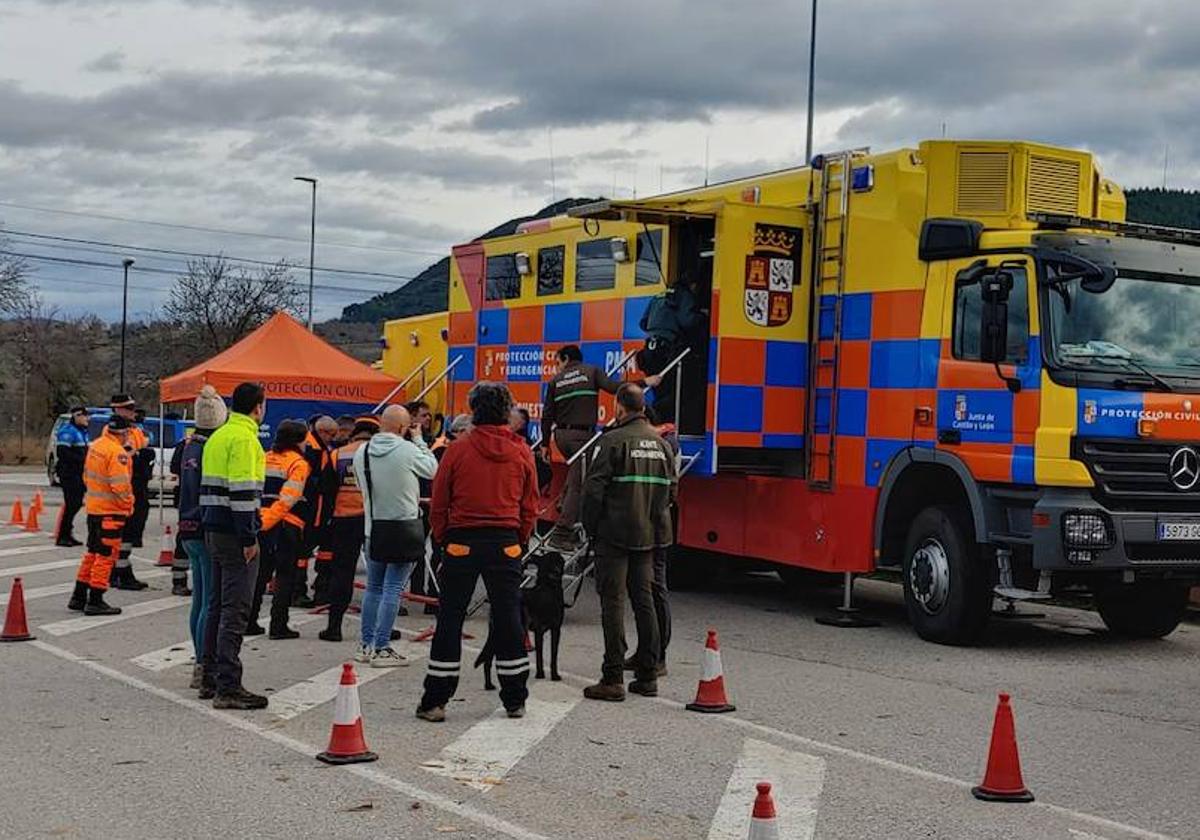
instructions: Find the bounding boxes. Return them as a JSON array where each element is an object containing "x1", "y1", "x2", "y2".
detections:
[{"x1": 474, "y1": 551, "x2": 565, "y2": 689}]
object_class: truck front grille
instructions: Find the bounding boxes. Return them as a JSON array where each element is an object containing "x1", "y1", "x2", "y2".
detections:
[{"x1": 1074, "y1": 438, "x2": 1200, "y2": 512}]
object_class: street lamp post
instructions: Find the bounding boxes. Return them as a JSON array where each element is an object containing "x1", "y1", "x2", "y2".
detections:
[
  {"x1": 294, "y1": 176, "x2": 318, "y2": 330},
  {"x1": 120, "y1": 257, "x2": 134, "y2": 393},
  {"x1": 805, "y1": 0, "x2": 818, "y2": 163}
]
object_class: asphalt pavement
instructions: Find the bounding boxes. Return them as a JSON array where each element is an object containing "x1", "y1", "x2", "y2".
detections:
[{"x1": 0, "y1": 469, "x2": 1196, "y2": 840}]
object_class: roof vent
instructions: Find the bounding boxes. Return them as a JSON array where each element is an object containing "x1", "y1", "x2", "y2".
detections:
[
  {"x1": 1027, "y1": 155, "x2": 1082, "y2": 215},
  {"x1": 955, "y1": 151, "x2": 1011, "y2": 215}
]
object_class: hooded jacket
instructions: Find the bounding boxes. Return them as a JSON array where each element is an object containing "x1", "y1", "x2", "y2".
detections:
[
  {"x1": 430, "y1": 424, "x2": 539, "y2": 544},
  {"x1": 352, "y1": 432, "x2": 438, "y2": 537}
]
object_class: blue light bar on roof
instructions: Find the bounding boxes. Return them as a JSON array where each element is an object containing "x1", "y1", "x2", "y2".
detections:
[{"x1": 851, "y1": 165, "x2": 874, "y2": 192}]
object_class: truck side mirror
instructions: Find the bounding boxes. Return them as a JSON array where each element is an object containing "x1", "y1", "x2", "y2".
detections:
[{"x1": 979, "y1": 271, "x2": 1013, "y2": 365}]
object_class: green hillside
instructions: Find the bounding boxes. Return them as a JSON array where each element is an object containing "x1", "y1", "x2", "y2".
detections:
[{"x1": 1125, "y1": 187, "x2": 1200, "y2": 228}]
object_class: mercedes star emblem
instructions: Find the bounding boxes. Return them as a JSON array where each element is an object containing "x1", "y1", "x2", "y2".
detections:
[{"x1": 1168, "y1": 446, "x2": 1200, "y2": 492}]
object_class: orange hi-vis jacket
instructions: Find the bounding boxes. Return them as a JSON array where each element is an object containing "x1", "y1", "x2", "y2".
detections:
[
  {"x1": 84, "y1": 429, "x2": 134, "y2": 516},
  {"x1": 332, "y1": 438, "x2": 367, "y2": 518},
  {"x1": 261, "y1": 449, "x2": 311, "y2": 532}
]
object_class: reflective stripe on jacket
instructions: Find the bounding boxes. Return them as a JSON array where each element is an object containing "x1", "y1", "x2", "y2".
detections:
[
  {"x1": 331, "y1": 438, "x2": 366, "y2": 518},
  {"x1": 200, "y1": 412, "x2": 265, "y2": 546},
  {"x1": 261, "y1": 449, "x2": 311, "y2": 532},
  {"x1": 84, "y1": 430, "x2": 134, "y2": 516},
  {"x1": 580, "y1": 412, "x2": 677, "y2": 551}
]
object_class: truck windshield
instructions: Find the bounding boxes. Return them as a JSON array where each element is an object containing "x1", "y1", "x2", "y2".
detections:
[{"x1": 1040, "y1": 234, "x2": 1200, "y2": 380}]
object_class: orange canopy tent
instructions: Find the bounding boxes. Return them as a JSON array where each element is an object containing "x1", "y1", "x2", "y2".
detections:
[{"x1": 161, "y1": 312, "x2": 403, "y2": 425}]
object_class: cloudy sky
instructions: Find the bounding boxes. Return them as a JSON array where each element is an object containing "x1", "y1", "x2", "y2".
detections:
[{"x1": 1, "y1": 0, "x2": 1197, "y2": 322}]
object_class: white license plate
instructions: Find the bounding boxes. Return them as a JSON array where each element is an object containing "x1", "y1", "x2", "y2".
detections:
[{"x1": 1158, "y1": 522, "x2": 1200, "y2": 541}]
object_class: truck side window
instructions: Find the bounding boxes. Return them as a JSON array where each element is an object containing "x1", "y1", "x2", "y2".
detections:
[
  {"x1": 486, "y1": 254, "x2": 521, "y2": 301},
  {"x1": 952, "y1": 266, "x2": 1029, "y2": 362},
  {"x1": 537, "y1": 245, "x2": 564, "y2": 297},
  {"x1": 635, "y1": 230, "x2": 663, "y2": 286},
  {"x1": 575, "y1": 239, "x2": 616, "y2": 292}
]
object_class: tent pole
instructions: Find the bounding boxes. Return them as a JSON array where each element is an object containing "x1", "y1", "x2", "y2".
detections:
[{"x1": 157, "y1": 402, "x2": 165, "y2": 526}]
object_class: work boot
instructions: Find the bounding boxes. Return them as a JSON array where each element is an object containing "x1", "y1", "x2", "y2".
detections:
[
  {"x1": 56, "y1": 537, "x2": 83, "y2": 548},
  {"x1": 415, "y1": 706, "x2": 446, "y2": 723},
  {"x1": 269, "y1": 625, "x2": 299, "y2": 640},
  {"x1": 111, "y1": 566, "x2": 148, "y2": 591},
  {"x1": 319, "y1": 611, "x2": 343, "y2": 642},
  {"x1": 172, "y1": 583, "x2": 192, "y2": 597},
  {"x1": 84, "y1": 589, "x2": 121, "y2": 616},
  {"x1": 213, "y1": 689, "x2": 268, "y2": 710},
  {"x1": 628, "y1": 679, "x2": 658, "y2": 697},
  {"x1": 67, "y1": 581, "x2": 89, "y2": 612},
  {"x1": 506, "y1": 705, "x2": 526, "y2": 719},
  {"x1": 198, "y1": 682, "x2": 216, "y2": 700},
  {"x1": 583, "y1": 681, "x2": 626, "y2": 702},
  {"x1": 244, "y1": 622, "x2": 265, "y2": 637},
  {"x1": 294, "y1": 593, "x2": 315, "y2": 609},
  {"x1": 189, "y1": 664, "x2": 204, "y2": 690}
]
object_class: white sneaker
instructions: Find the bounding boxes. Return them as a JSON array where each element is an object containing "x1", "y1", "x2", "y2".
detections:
[
  {"x1": 354, "y1": 643, "x2": 373, "y2": 663},
  {"x1": 370, "y1": 647, "x2": 408, "y2": 668}
]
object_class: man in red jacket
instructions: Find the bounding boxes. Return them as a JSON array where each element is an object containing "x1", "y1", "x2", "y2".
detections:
[{"x1": 417, "y1": 381, "x2": 539, "y2": 723}]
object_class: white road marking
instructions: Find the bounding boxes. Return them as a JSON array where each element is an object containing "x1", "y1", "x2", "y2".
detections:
[
  {"x1": 131, "y1": 640, "x2": 195, "y2": 672},
  {"x1": 0, "y1": 474, "x2": 50, "y2": 486},
  {"x1": 269, "y1": 643, "x2": 425, "y2": 720},
  {"x1": 131, "y1": 611, "x2": 325, "y2": 672},
  {"x1": 0, "y1": 557, "x2": 80, "y2": 578},
  {"x1": 421, "y1": 683, "x2": 579, "y2": 791},
  {"x1": 707, "y1": 737, "x2": 824, "y2": 840},
  {"x1": 397, "y1": 629, "x2": 1180, "y2": 840},
  {"x1": 39, "y1": 595, "x2": 186, "y2": 636},
  {"x1": 29, "y1": 639, "x2": 550, "y2": 840},
  {"x1": 0, "y1": 544, "x2": 66, "y2": 560},
  {"x1": 0, "y1": 531, "x2": 38, "y2": 543},
  {"x1": 1069, "y1": 830, "x2": 1113, "y2": 840},
  {"x1": 1, "y1": 568, "x2": 169, "y2": 606}
]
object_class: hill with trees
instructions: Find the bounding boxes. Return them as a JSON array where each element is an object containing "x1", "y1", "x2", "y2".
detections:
[{"x1": 1125, "y1": 187, "x2": 1200, "y2": 228}]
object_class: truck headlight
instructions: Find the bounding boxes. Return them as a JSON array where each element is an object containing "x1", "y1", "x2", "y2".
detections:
[{"x1": 1062, "y1": 512, "x2": 1113, "y2": 549}]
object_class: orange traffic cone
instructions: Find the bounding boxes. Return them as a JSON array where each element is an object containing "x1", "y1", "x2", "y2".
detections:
[
  {"x1": 22, "y1": 505, "x2": 40, "y2": 533},
  {"x1": 748, "y1": 782, "x2": 780, "y2": 839},
  {"x1": 316, "y1": 663, "x2": 379, "y2": 765},
  {"x1": 972, "y1": 692, "x2": 1034, "y2": 802},
  {"x1": 1, "y1": 578, "x2": 36, "y2": 642},
  {"x1": 157, "y1": 525, "x2": 175, "y2": 566},
  {"x1": 686, "y1": 628, "x2": 737, "y2": 713},
  {"x1": 8, "y1": 498, "x2": 24, "y2": 526},
  {"x1": 30, "y1": 491, "x2": 44, "y2": 513}
]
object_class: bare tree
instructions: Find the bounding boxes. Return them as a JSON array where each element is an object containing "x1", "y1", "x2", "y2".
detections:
[
  {"x1": 9, "y1": 292, "x2": 109, "y2": 418},
  {"x1": 163, "y1": 255, "x2": 303, "y2": 354},
  {"x1": 0, "y1": 238, "x2": 30, "y2": 315}
]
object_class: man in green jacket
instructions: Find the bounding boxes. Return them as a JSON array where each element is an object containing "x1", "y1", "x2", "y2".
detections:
[
  {"x1": 198, "y1": 382, "x2": 268, "y2": 710},
  {"x1": 580, "y1": 383, "x2": 677, "y2": 702}
]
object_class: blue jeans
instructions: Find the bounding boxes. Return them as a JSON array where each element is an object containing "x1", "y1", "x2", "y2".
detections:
[
  {"x1": 359, "y1": 558, "x2": 415, "y2": 650},
  {"x1": 182, "y1": 538, "x2": 213, "y2": 659}
]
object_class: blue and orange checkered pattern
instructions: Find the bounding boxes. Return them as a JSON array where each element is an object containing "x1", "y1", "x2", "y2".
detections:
[{"x1": 446, "y1": 286, "x2": 1048, "y2": 489}]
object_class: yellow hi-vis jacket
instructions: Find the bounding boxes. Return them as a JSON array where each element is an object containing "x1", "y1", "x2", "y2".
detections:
[{"x1": 200, "y1": 412, "x2": 265, "y2": 546}]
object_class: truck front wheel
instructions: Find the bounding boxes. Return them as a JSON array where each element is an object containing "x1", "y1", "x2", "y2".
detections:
[
  {"x1": 902, "y1": 506, "x2": 993, "y2": 645},
  {"x1": 1095, "y1": 581, "x2": 1189, "y2": 639}
]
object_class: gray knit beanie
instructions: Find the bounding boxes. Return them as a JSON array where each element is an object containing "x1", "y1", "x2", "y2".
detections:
[{"x1": 194, "y1": 385, "x2": 229, "y2": 431}]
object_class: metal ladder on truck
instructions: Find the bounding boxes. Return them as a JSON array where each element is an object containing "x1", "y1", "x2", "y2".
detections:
[
  {"x1": 466, "y1": 346, "x2": 697, "y2": 616},
  {"x1": 805, "y1": 148, "x2": 866, "y2": 490}
]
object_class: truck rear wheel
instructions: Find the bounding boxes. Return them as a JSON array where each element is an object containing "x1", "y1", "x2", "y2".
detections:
[
  {"x1": 1095, "y1": 581, "x2": 1189, "y2": 639},
  {"x1": 902, "y1": 506, "x2": 992, "y2": 645}
]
